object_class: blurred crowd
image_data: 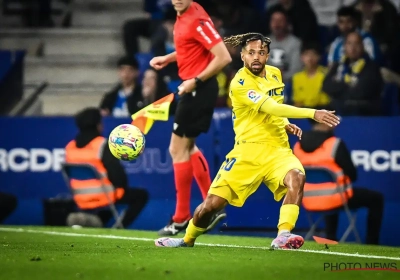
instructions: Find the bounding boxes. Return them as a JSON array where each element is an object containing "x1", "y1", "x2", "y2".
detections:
[
  {"x1": 11, "y1": 0, "x2": 400, "y2": 116},
  {"x1": 110, "y1": 0, "x2": 400, "y2": 117}
]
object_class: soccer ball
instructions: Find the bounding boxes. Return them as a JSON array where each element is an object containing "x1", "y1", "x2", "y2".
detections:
[{"x1": 108, "y1": 124, "x2": 146, "y2": 161}]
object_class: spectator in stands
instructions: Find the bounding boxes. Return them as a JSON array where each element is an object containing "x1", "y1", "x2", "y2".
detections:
[
  {"x1": 293, "y1": 115, "x2": 384, "y2": 244},
  {"x1": 265, "y1": 0, "x2": 319, "y2": 42},
  {"x1": 122, "y1": 1, "x2": 173, "y2": 56},
  {"x1": 150, "y1": 8, "x2": 179, "y2": 81},
  {"x1": 208, "y1": 10, "x2": 241, "y2": 108},
  {"x1": 323, "y1": 32, "x2": 384, "y2": 116},
  {"x1": 208, "y1": 0, "x2": 263, "y2": 37},
  {"x1": 65, "y1": 107, "x2": 149, "y2": 228},
  {"x1": 130, "y1": 68, "x2": 176, "y2": 115},
  {"x1": 0, "y1": 192, "x2": 17, "y2": 224},
  {"x1": 214, "y1": 71, "x2": 230, "y2": 108},
  {"x1": 99, "y1": 56, "x2": 141, "y2": 117},
  {"x1": 267, "y1": 8, "x2": 302, "y2": 83},
  {"x1": 307, "y1": 0, "x2": 357, "y2": 28},
  {"x1": 307, "y1": 0, "x2": 357, "y2": 50},
  {"x1": 223, "y1": 44, "x2": 243, "y2": 107},
  {"x1": 292, "y1": 42, "x2": 330, "y2": 108},
  {"x1": 224, "y1": 44, "x2": 244, "y2": 79},
  {"x1": 122, "y1": 0, "x2": 212, "y2": 56},
  {"x1": 328, "y1": 6, "x2": 382, "y2": 66},
  {"x1": 352, "y1": 0, "x2": 400, "y2": 55}
]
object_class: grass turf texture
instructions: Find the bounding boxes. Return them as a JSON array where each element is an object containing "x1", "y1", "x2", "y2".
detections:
[{"x1": 0, "y1": 226, "x2": 399, "y2": 280}]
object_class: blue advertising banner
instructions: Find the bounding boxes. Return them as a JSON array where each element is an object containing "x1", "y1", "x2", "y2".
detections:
[
  {"x1": 0, "y1": 111, "x2": 399, "y2": 246},
  {"x1": 0, "y1": 117, "x2": 214, "y2": 198},
  {"x1": 0, "y1": 116, "x2": 214, "y2": 227}
]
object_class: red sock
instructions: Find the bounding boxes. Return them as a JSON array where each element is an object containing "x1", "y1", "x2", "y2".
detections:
[
  {"x1": 191, "y1": 151, "x2": 211, "y2": 199},
  {"x1": 172, "y1": 161, "x2": 193, "y2": 223}
]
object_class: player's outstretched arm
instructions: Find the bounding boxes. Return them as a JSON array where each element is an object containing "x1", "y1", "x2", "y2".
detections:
[{"x1": 259, "y1": 98, "x2": 340, "y2": 127}]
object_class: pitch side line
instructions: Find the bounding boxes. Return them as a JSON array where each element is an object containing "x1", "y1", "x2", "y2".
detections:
[{"x1": 1, "y1": 227, "x2": 399, "y2": 261}]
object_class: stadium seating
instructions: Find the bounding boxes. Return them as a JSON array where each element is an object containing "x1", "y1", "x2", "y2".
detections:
[
  {"x1": 0, "y1": 49, "x2": 26, "y2": 114},
  {"x1": 135, "y1": 52, "x2": 153, "y2": 82},
  {"x1": 0, "y1": 50, "x2": 13, "y2": 82}
]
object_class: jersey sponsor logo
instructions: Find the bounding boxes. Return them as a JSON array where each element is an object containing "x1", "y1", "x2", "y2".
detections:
[
  {"x1": 238, "y1": 79, "x2": 244, "y2": 85},
  {"x1": 268, "y1": 88, "x2": 284, "y2": 96},
  {"x1": 247, "y1": 90, "x2": 262, "y2": 103}
]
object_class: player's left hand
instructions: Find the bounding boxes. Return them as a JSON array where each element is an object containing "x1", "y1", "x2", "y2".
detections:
[
  {"x1": 285, "y1": 124, "x2": 302, "y2": 139},
  {"x1": 177, "y1": 79, "x2": 196, "y2": 95}
]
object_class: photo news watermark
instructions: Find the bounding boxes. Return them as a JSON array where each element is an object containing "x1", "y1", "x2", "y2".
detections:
[{"x1": 324, "y1": 262, "x2": 400, "y2": 272}]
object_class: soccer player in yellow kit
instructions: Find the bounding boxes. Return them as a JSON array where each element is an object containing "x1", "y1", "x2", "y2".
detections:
[{"x1": 155, "y1": 33, "x2": 340, "y2": 249}]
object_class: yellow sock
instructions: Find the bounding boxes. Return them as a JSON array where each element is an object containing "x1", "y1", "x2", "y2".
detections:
[
  {"x1": 277, "y1": 204, "x2": 299, "y2": 235},
  {"x1": 183, "y1": 219, "x2": 206, "y2": 244}
]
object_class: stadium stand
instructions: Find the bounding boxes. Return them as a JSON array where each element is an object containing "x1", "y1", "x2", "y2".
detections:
[
  {"x1": 1, "y1": 0, "x2": 398, "y2": 116},
  {"x1": 0, "y1": 0, "x2": 150, "y2": 115}
]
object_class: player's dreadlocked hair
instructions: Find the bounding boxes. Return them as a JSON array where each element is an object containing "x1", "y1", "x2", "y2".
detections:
[{"x1": 224, "y1": 33, "x2": 271, "y2": 53}]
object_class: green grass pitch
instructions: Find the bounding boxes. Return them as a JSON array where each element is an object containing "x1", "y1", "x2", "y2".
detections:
[{"x1": 0, "y1": 226, "x2": 399, "y2": 280}]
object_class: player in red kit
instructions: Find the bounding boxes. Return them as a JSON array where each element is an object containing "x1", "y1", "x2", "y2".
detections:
[{"x1": 150, "y1": 0, "x2": 232, "y2": 236}]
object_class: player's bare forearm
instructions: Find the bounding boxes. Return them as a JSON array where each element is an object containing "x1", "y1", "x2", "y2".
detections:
[
  {"x1": 259, "y1": 98, "x2": 315, "y2": 119},
  {"x1": 197, "y1": 42, "x2": 232, "y2": 81},
  {"x1": 165, "y1": 52, "x2": 177, "y2": 63}
]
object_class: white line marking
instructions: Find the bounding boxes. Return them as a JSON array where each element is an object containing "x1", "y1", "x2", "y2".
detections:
[{"x1": 1, "y1": 227, "x2": 399, "y2": 261}]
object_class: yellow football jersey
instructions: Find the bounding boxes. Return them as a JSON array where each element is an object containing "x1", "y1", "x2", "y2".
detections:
[{"x1": 229, "y1": 65, "x2": 290, "y2": 148}]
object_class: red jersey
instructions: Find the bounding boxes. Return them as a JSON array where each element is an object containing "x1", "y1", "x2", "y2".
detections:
[{"x1": 174, "y1": 2, "x2": 222, "y2": 80}]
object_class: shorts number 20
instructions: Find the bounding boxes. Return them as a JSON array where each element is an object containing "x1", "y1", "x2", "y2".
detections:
[{"x1": 221, "y1": 158, "x2": 236, "y2": 171}]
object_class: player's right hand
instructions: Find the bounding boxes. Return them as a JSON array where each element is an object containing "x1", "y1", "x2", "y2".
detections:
[
  {"x1": 149, "y1": 56, "x2": 169, "y2": 70},
  {"x1": 313, "y1": 110, "x2": 340, "y2": 127}
]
